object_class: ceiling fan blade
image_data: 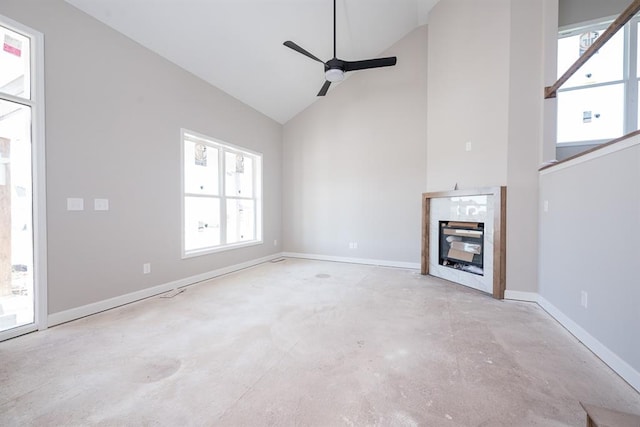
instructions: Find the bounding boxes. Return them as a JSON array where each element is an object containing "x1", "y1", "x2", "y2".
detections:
[
  {"x1": 283, "y1": 41, "x2": 324, "y2": 63},
  {"x1": 317, "y1": 80, "x2": 331, "y2": 96},
  {"x1": 343, "y1": 57, "x2": 397, "y2": 72}
]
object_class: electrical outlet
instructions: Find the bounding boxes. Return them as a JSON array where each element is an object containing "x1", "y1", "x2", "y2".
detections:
[
  {"x1": 581, "y1": 291, "x2": 588, "y2": 308},
  {"x1": 543, "y1": 200, "x2": 549, "y2": 212},
  {"x1": 273, "y1": 239, "x2": 278, "y2": 246},
  {"x1": 143, "y1": 263, "x2": 151, "y2": 274},
  {"x1": 465, "y1": 141, "x2": 472, "y2": 151},
  {"x1": 349, "y1": 242, "x2": 358, "y2": 249},
  {"x1": 94, "y1": 198, "x2": 109, "y2": 211},
  {"x1": 67, "y1": 198, "x2": 84, "y2": 211}
]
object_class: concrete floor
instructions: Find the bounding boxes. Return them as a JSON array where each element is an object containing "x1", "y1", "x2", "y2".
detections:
[{"x1": 1, "y1": 259, "x2": 639, "y2": 426}]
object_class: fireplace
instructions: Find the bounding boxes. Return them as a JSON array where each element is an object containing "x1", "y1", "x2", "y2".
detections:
[
  {"x1": 439, "y1": 221, "x2": 484, "y2": 275},
  {"x1": 421, "y1": 187, "x2": 506, "y2": 299}
]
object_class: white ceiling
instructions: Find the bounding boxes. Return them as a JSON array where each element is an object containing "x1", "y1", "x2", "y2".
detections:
[{"x1": 65, "y1": 0, "x2": 439, "y2": 124}]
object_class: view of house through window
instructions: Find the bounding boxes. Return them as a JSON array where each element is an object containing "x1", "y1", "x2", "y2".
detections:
[
  {"x1": 0, "y1": 21, "x2": 35, "y2": 334},
  {"x1": 557, "y1": 17, "x2": 640, "y2": 146},
  {"x1": 182, "y1": 130, "x2": 262, "y2": 257}
]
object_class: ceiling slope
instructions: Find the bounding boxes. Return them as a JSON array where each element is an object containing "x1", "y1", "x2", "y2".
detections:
[{"x1": 65, "y1": 0, "x2": 439, "y2": 124}]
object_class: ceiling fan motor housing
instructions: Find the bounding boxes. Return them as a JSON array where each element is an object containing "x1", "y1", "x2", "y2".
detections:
[{"x1": 283, "y1": 0, "x2": 397, "y2": 95}]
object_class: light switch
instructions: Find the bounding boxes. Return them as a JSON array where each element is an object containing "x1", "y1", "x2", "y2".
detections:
[
  {"x1": 67, "y1": 198, "x2": 84, "y2": 211},
  {"x1": 94, "y1": 198, "x2": 109, "y2": 211}
]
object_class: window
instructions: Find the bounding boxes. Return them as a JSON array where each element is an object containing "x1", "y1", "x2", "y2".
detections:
[
  {"x1": 0, "y1": 14, "x2": 46, "y2": 339},
  {"x1": 181, "y1": 129, "x2": 262, "y2": 257},
  {"x1": 556, "y1": 18, "x2": 640, "y2": 145}
]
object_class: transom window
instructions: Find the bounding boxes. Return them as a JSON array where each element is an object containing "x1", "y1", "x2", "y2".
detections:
[
  {"x1": 181, "y1": 129, "x2": 262, "y2": 257},
  {"x1": 556, "y1": 17, "x2": 640, "y2": 145}
]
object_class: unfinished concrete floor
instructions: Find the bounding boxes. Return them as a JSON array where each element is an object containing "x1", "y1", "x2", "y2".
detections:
[{"x1": 1, "y1": 259, "x2": 639, "y2": 426}]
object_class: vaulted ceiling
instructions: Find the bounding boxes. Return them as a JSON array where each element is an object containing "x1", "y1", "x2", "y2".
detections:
[{"x1": 65, "y1": 0, "x2": 439, "y2": 124}]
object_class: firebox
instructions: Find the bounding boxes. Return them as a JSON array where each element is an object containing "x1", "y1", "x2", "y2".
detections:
[{"x1": 439, "y1": 221, "x2": 484, "y2": 276}]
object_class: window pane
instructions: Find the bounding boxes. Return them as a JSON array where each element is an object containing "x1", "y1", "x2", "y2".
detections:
[
  {"x1": 637, "y1": 23, "x2": 640, "y2": 77},
  {"x1": 0, "y1": 25, "x2": 30, "y2": 99},
  {"x1": 184, "y1": 140, "x2": 218, "y2": 195},
  {"x1": 0, "y1": 99, "x2": 34, "y2": 330},
  {"x1": 226, "y1": 199, "x2": 255, "y2": 244},
  {"x1": 637, "y1": 81, "x2": 640, "y2": 127},
  {"x1": 225, "y1": 152, "x2": 253, "y2": 198},
  {"x1": 184, "y1": 197, "x2": 220, "y2": 251},
  {"x1": 557, "y1": 84, "x2": 624, "y2": 143},
  {"x1": 557, "y1": 27, "x2": 623, "y2": 88}
]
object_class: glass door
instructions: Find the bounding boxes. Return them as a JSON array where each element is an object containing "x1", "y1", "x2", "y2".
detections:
[
  {"x1": 0, "y1": 100, "x2": 33, "y2": 333},
  {"x1": 0, "y1": 17, "x2": 44, "y2": 339}
]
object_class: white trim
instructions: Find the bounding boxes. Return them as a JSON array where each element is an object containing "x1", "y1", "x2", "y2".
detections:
[
  {"x1": 538, "y1": 295, "x2": 640, "y2": 393},
  {"x1": 47, "y1": 253, "x2": 282, "y2": 327},
  {"x1": 282, "y1": 252, "x2": 420, "y2": 270},
  {"x1": 0, "y1": 323, "x2": 37, "y2": 341},
  {"x1": 541, "y1": 133, "x2": 640, "y2": 174},
  {"x1": 182, "y1": 239, "x2": 264, "y2": 259},
  {"x1": 504, "y1": 290, "x2": 539, "y2": 302},
  {"x1": 33, "y1": 24, "x2": 47, "y2": 331}
]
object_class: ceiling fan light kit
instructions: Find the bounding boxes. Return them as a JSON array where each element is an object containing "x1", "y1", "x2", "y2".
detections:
[
  {"x1": 325, "y1": 68, "x2": 344, "y2": 82},
  {"x1": 283, "y1": 0, "x2": 397, "y2": 96}
]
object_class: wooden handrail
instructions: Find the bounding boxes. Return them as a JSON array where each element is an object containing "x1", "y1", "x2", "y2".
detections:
[{"x1": 545, "y1": 0, "x2": 640, "y2": 99}]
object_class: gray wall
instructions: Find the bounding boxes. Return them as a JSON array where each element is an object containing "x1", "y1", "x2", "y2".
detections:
[
  {"x1": 506, "y1": 0, "x2": 545, "y2": 295},
  {"x1": 426, "y1": 0, "x2": 544, "y2": 294},
  {"x1": 282, "y1": 26, "x2": 428, "y2": 265},
  {"x1": 539, "y1": 141, "x2": 640, "y2": 386},
  {"x1": 559, "y1": 0, "x2": 630, "y2": 27},
  {"x1": 556, "y1": 143, "x2": 599, "y2": 161},
  {"x1": 426, "y1": 0, "x2": 510, "y2": 191},
  {"x1": 0, "y1": 0, "x2": 283, "y2": 314}
]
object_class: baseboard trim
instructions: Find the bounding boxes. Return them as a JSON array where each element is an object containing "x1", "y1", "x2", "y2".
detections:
[
  {"x1": 537, "y1": 296, "x2": 640, "y2": 393},
  {"x1": 282, "y1": 252, "x2": 420, "y2": 270},
  {"x1": 504, "y1": 290, "x2": 539, "y2": 302},
  {"x1": 47, "y1": 253, "x2": 283, "y2": 327}
]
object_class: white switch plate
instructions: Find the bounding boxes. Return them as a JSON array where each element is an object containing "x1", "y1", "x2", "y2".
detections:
[
  {"x1": 465, "y1": 141, "x2": 472, "y2": 151},
  {"x1": 581, "y1": 291, "x2": 588, "y2": 308},
  {"x1": 94, "y1": 198, "x2": 109, "y2": 211},
  {"x1": 143, "y1": 263, "x2": 151, "y2": 274},
  {"x1": 543, "y1": 200, "x2": 549, "y2": 212},
  {"x1": 67, "y1": 198, "x2": 84, "y2": 211}
]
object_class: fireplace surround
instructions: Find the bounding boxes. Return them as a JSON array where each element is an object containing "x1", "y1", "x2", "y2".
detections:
[{"x1": 421, "y1": 187, "x2": 506, "y2": 299}]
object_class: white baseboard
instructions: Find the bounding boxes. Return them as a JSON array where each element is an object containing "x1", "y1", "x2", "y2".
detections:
[
  {"x1": 282, "y1": 252, "x2": 420, "y2": 270},
  {"x1": 47, "y1": 253, "x2": 283, "y2": 327},
  {"x1": 504, "y1": 290, "x2": 539, "y2": 302},
  {"x1": 538, "y1": 295, "x2": 640, "y2": 393}
]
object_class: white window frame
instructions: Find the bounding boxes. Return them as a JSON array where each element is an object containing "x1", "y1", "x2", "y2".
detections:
[
  {"x1": 0, "y1": 14, "x2": 47, "y2": 340},
  {"x1": 180, "y1": 128, "x2": 263, "y2": 258},
  {"x1": 557, "y1": 16, "x2": 640, "y2": 147}
]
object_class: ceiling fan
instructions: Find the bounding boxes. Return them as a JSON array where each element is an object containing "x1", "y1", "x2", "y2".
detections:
[{"x1": 283, "y1": 0, "x2": 398, "y2": 96}]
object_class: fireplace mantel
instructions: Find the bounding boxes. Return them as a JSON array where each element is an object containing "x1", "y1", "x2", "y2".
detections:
[{"x1": 421, "y1": 187, "x2": 506, "y2": 299}]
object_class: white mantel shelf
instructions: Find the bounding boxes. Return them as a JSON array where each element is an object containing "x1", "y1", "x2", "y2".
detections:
[{"x1": 421, "y1": 187, "x2": 507, "y2": 299}]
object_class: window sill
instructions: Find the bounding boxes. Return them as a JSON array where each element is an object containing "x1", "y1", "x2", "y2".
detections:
[{"x1": 182, "y1": 240, "x2": 264, "y2": 259}]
